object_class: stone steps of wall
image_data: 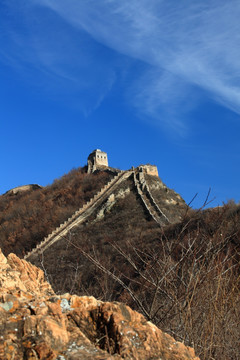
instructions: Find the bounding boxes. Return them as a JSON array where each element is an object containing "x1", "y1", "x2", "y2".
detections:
[
  {"x1": 144, "y1": 182, "x2": 170, "y2": 223},
  {"x1": 133, "y1": 171, "x2": 158, "y2": 223},
  {"x1": 138, "y1": 171, "x2": 169, "y2": 223},
  {"x1": 25, "y1": 168, "x2": 170, "y2": 260},
  {"x1": 24, "y1": 170, "x2": 131, "y2": 259},
  {"x1": 133, "y1": 170, "x2": 169, "y2": 226}
]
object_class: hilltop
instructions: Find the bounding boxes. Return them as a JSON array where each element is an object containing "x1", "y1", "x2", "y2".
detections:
[{"x1": 0, "y1": 161, "x2": 187, "y2": 258}]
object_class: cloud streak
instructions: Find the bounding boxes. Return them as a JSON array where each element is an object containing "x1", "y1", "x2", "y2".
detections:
[{"x1": 2, "y1": 0, "x2": 240, "y2": 131}]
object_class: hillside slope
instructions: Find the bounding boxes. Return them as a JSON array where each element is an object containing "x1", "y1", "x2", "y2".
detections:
[
  {"x1": 1, "y1": 166, "x2": 239, "y2": 359},
  {"x1": 0, "y1": 166, "x2": 186, "y2": 257},
  {"x1": 0, "y1": 167, "x2": 115, "y2": 256}
]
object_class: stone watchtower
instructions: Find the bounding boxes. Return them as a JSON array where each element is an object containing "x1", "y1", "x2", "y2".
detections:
[{"x1": 87, "y1": 149, "x2": 108, "y2": 173}]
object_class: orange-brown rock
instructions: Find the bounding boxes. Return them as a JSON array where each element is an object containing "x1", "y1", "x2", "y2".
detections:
[{"x1": 0, "y1": 249, "x2": 200, "y2": 359}]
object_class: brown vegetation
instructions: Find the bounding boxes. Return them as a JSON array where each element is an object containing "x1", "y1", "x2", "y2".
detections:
[
  {"x1": 0, "y1": 167, "x2": 114, "y2": 256},
  {"x1": 86, "y1": 203, "x2": 240, "y2": 359},
  {"x1": 32, "y1": 190, "x2": 240, "y2": 359},
  {"x1": 1, "y1": 166, "x2": 239, "y2": 359}
]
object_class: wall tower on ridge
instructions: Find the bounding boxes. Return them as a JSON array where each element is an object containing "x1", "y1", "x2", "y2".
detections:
[{"x1": 87, "y1": 149, "x2": 108, "y2": 173}]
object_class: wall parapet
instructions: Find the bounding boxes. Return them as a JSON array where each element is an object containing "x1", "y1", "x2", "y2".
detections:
[
  {"x1": 24, "y1": 170, "x2": 130, "y2": 259},
  {"x1": 24, "y1": 165, "x2": 172, "y2": 260},
  {"x1": 142, "y1": 176, "x2": 170, "y2": 223},
  {"x1": 133, "y1": 171, "x2": 160, "y2": 224},
  {"x1": 133, "y1": 170, "x2": 169, "y2": 226}
]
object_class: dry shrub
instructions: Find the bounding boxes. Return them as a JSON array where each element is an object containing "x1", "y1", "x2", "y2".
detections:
[{"x1": 71, "y1": 202, "x2": 240, "y2": 360}]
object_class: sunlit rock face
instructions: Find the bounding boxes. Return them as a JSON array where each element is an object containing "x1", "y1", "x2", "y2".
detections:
[{"x1": 0, "y1": 249, "x2": 199, "y2": 360}]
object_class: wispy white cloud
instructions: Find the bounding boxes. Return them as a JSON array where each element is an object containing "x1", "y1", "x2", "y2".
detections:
[
  {"x1": 2, "y1": 0, "x2": 240, "y2": 130},
  {"x1": 0, "y1": 1, "x2": 120, "y2": 115},
  {"x1": 128, "y1": 68, "x2": 198, "y2": 136}
]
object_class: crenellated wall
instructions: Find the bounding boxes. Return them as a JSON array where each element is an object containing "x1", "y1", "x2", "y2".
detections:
[
  {"x1": 24, "y1": 164, "x2": 174, "y2": 260},
  {"x1": 133, "y1": 170, "x2": 169, "y2": 226},
  {"x1": 24, "y1": 170, "x2": 131, "y2": 259}
]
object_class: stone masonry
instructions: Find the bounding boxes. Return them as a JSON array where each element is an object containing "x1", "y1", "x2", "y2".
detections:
[{"x1": 87, "y1": 149, "x2": 108, "y2": 173}]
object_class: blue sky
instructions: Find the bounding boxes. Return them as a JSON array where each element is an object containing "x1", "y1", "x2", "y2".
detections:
[{"x1": 1, "y1": 0, "x2": 240, "y2": 208}]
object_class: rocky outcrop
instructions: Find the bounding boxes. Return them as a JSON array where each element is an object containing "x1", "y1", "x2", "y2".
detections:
[
  {"x1": 0, "y1": 249, "x2": 199, "y2": 360},
  {"x1": 5, "y1": 184, "x2": 42, "y2": 195}
]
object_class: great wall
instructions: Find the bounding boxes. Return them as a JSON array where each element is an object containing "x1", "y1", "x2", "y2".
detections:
[
  {"x1": 24, "y1": 170, "x2": 130, "y2": 259},
  {"x1": 133, "y1": 169, "x2": 170, "y2": 225},
  {"x1": 24, "y1": 149, "x2": 184, "y2": 260},
  {"x1": 24, "y1": 174, "x2": 174, "y2": 260}
]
